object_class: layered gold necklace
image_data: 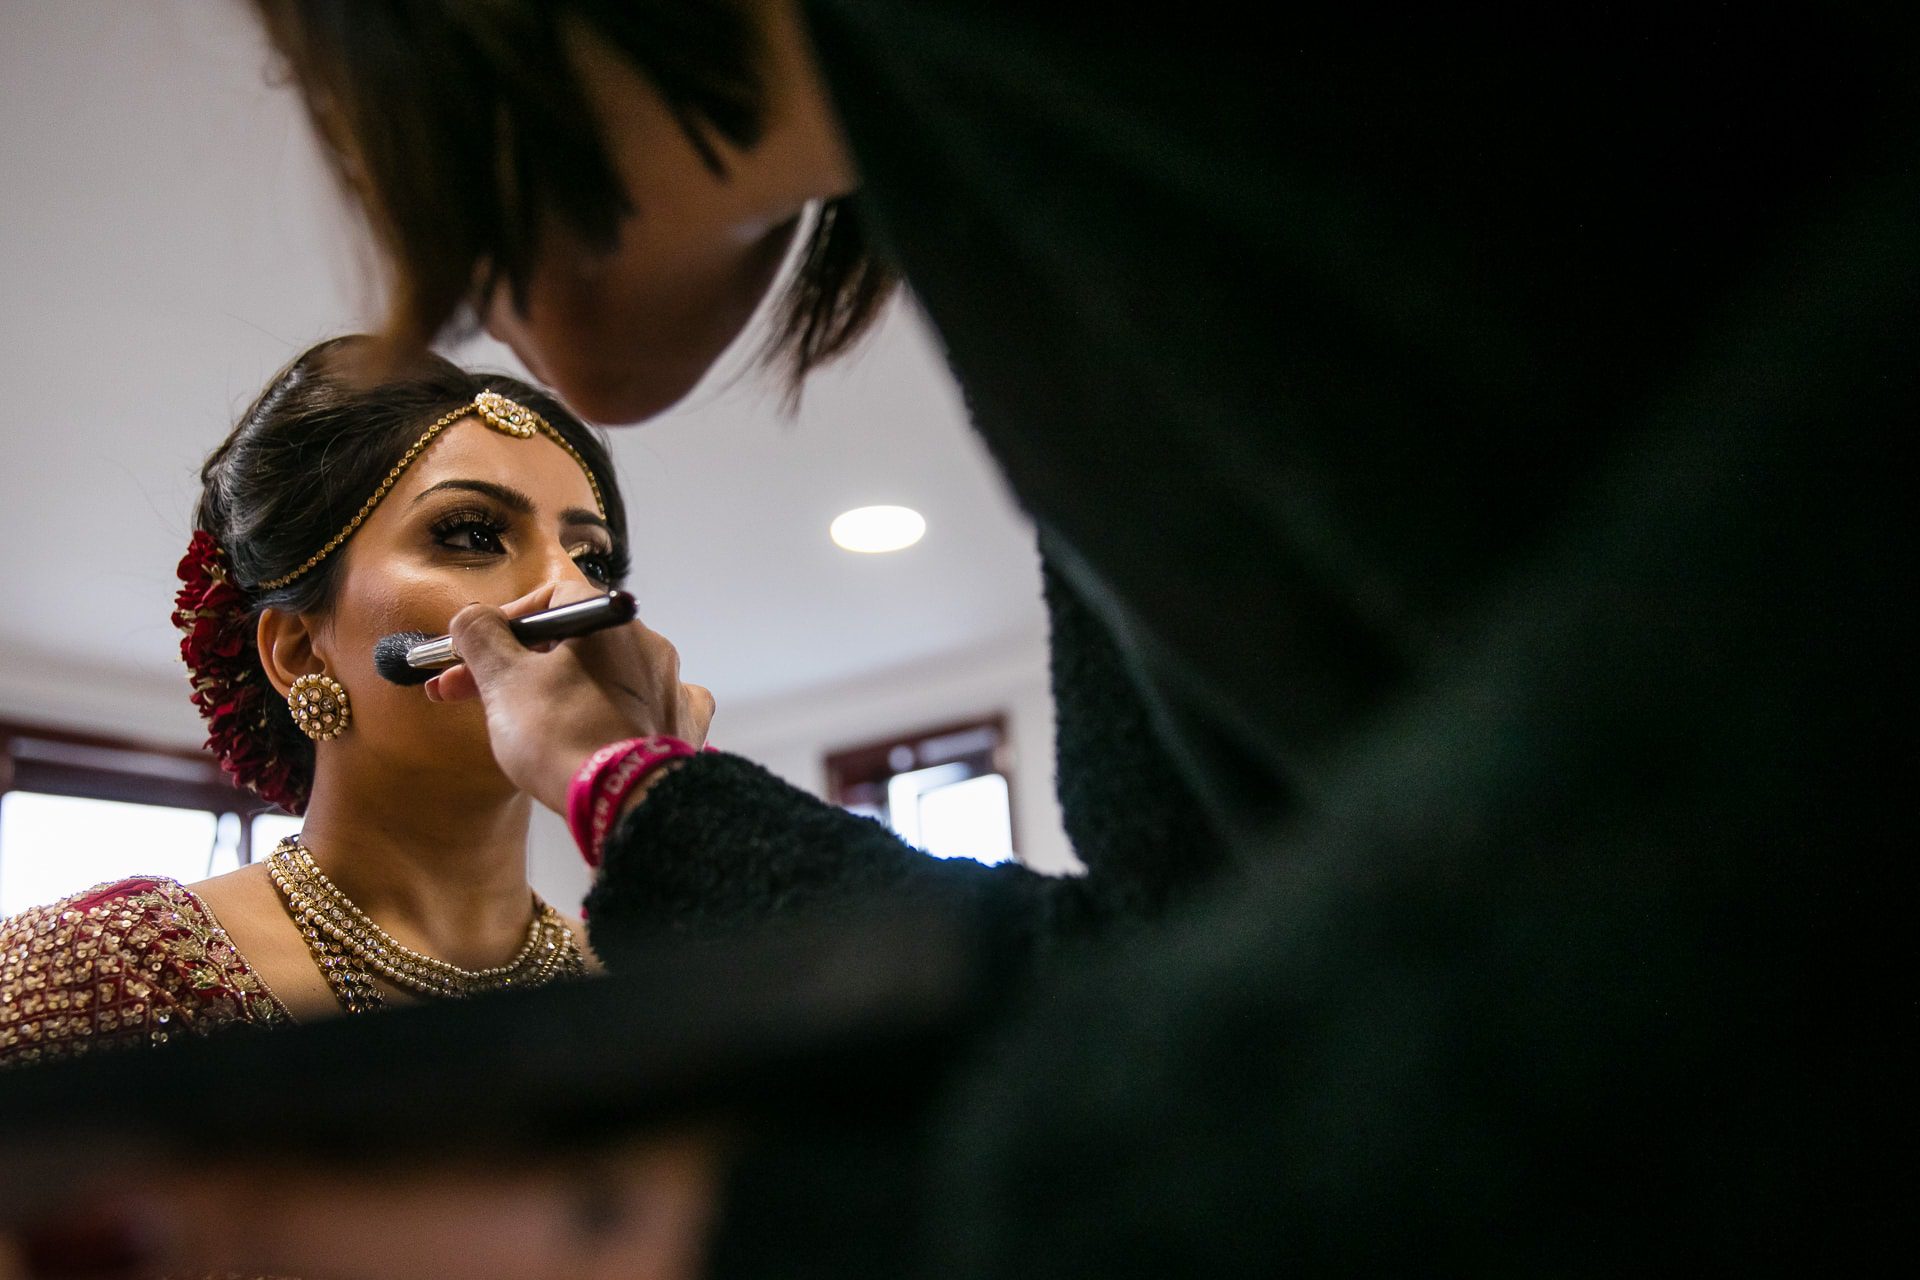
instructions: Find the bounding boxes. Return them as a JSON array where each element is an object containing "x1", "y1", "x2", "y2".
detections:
[{"x1": 267, "y1": 835, "x2": 586, "y2": 1015}]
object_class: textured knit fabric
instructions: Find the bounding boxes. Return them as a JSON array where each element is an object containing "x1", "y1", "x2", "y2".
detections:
[
  {"x1": 587, "y1": 560, "x2": 1232, "y2": 1280},
  {"x1": 585, "y1": 555, "x2": 1227, "y2": 973},
  {"x1": 600, "y1": 5, "x2": 1907, "y2": 1274},
  {"x1": 789, "y1": 5, "x2": 1911, "y2": 1275}
]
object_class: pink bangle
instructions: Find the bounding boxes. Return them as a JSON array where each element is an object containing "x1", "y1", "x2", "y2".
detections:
[{"x1": 565, "y1": 736, "x2": 698, "y2": 866}]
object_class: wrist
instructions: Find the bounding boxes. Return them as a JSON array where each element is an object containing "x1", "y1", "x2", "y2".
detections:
[
  {"x1": 614, "y1": 756, "x2": 690, "y2": 826},
  {"x1": 564, "y1": 736, "x2": 701, "y2": 867},
  {"x1": 534, "y1": 728, "x2": 646, "y2": 813}
]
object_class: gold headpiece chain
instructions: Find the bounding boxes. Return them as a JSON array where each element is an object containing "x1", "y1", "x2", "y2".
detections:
[{"x1": 256, "y1": 390, "x2": 605, "y2": 591}]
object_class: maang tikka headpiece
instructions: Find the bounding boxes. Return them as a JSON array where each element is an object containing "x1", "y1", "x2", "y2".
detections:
[
  {"x1": 257, "y1": 390, "x2": 605, "y2": 590},
  {"x1": 173, "y1": 390, "x2": 605, "y2": 813}
]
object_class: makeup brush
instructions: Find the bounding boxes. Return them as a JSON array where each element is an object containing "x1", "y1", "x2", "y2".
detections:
[{"x1": 372, "y1": 590, "x2": 638, "y2": 686}]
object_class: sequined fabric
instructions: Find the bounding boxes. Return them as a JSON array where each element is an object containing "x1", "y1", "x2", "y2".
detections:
[{"x1": 0, "y1": 876, "x2": 289, "y2": 1069}]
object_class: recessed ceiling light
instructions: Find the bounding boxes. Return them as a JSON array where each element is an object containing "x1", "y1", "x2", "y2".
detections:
[{"x1": 830, "y1": 505, "x2": 926, "y2": 554}]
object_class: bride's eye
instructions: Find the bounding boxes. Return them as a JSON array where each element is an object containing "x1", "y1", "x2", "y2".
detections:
[
  {"x1": 571, "y1": 548, "x2": 617, "y2": 586},
  {"x1": 431, "y1": 511, "x2": 509, "y2": 556}
]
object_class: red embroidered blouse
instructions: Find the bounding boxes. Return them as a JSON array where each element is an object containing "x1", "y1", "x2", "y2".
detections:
[{"x1": 0, "y1": 876, "x2": 289, "y2": 1069}]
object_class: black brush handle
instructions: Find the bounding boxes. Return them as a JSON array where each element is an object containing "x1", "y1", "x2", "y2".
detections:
[
  {"x1": 399, "y1": 590, "x2": 638, "y2": 670},
  {"x1": 506, "y1": 590, "x2": 638, "y2": 647}
]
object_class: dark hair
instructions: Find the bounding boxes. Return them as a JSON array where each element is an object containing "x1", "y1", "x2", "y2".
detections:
[
  {"x1": 249, "y1": 0, "x2": 896, "y2": 384},
  {"x1": 194, "y1": 335, "x2": 627, "y2": 809}
]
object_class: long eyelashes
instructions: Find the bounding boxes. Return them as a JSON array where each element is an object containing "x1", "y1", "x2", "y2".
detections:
[
  {"x1": 429, "y1": 508, "x2": 626, "y2": 586},
  {"x1": 586, "y1": 543, "x2": 632, "y2": 587},
  {"x1": 429, "y1": 509, "x2": 510, "y2": 555}
]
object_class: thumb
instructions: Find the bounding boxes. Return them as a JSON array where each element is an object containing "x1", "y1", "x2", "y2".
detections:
[{"x1": 447, "y1": 603, "x2": 526, "y2": 684}]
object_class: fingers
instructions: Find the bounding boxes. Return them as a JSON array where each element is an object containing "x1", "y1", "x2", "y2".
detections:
[
  {"x1": 424, "y1": 664, "x2": 479, "y2": 703},
  {"x1": 447, "y1": 602, "x2": 528, "y2": 683},
  {"x1": 427, "y1": 584, "x2": 604, "y2": 701},
  {"x1": 684, "y1": 684, "x2": 717, "y2": 746},
  {"x1": 446, "y1": 581, "x2": 642, "y2": 685},
  {"x1": 649, "y1": 630, "x2": 682, "y2": 689},
  {"x1": 498, "y1": 580, "x2": 604, "y2": 622},
  {"x1": 569, "y1": 615, "x2": 681, "y2": 694},
  {"x1": 687, "y1": 684, "x2": 715, "y2": 720},
  {"x1": 495, "y1": 581, "x2": 561, "y2": 619}
]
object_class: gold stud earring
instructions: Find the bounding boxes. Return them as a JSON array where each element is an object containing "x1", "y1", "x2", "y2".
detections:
[{"x1": 288, "y1": 673, "x2": 351, "y2": 741}]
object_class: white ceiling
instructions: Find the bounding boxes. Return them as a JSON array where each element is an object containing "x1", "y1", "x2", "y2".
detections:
[{"x1": 0, "y1": 1, "x2": 1044, "y2": 745}]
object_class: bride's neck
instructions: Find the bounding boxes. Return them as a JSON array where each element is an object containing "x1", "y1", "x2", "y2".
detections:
[{"x1": 291, "y1": 763, "x2": 538, "y2": 970}]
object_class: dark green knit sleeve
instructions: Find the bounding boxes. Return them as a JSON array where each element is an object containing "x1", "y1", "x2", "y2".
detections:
[
  {"x1": 582, "y1": 751, "x2": 1066, "y2": 969},
  {"x1": 1039, "y1": 550, "x2": 1234, "y2": 913},
  {"x1": 584, "y1": 552, "x2": 1232, "y2": 971}
]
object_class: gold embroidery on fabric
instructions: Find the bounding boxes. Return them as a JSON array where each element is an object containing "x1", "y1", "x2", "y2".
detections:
[{"x1": 0, "y1": 879, "x2": 290, "y2": 1069}]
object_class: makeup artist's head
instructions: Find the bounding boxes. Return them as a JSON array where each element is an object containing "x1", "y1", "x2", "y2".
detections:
[
  {"x1": 191, "y1": 335, "x2": 628, "y2": 813},
  {"x1": 251, "y1": 0, "x2": 896, "y2": 424}
]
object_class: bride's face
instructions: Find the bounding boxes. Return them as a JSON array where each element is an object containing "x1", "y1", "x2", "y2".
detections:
[{"x1": 295, "y1": 418, "x2": 623, "y2": 792}]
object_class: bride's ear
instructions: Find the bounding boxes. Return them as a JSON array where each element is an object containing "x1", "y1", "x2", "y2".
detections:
[{"x1": 256, "y1": 607, "x2": 324, "y2": 699}]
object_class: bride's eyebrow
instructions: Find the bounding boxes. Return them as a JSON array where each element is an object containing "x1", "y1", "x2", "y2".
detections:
[
  {"x1": 411, "y1": 478, "x2": 610, "y2": 540},
  {"x1": 410, "y1": 478, "x2": 533, "y2": 515},
  {"x1": 561, "y1": 507, "x2": 610, "y2": 536}
]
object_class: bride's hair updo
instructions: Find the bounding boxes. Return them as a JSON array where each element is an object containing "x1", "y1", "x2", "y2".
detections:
[{"x1": 176, "y1": 335, "x2": 627, "y2": 814}]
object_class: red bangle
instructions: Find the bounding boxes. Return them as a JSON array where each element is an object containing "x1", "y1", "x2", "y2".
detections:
[{"x1": 565, "y1": 736, "x2": 698, "y2": 866}]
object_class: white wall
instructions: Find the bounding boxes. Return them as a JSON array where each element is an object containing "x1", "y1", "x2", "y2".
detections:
[
  {"x1": 527, "y1": 804, "x2": 594, "y2": 918},
  {"x1": 0, "y1": 643, "x2": 207, "y2": 750}
]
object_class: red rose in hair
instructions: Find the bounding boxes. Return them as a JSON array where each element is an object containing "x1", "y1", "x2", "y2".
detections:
[{"x1": 173, "y1": 531, "x2": 307, "y2": 814}]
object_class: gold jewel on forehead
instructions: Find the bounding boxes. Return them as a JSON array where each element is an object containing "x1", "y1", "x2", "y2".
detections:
[{"x1": 255, "y1": 391, "x2": 606, "y2": 591}]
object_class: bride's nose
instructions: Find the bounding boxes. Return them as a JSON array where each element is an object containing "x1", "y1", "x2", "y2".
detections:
[{"x1": 534, "y1": 541, "x2": 601, "y2": 596}]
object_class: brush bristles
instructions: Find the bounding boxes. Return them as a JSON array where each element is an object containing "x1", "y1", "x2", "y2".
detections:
[{"x1": 372, "y1": 631, "x2": 436, "y2": 686}]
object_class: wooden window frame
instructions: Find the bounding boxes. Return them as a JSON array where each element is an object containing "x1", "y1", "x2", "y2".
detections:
[
  {"x1": 0, "y1": 718, "x2": 268, "y2": 864},
  {"x1": 825, "y1": 714, "x2": 1019, "y2": 861}
]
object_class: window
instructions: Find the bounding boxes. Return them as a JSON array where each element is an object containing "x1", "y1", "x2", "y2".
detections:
[
  {"x1": 826, "y1": 717, "x2": 1016, "y2": 865},
  {"x1": 0, "y1": 721, "x2": 273, "y2": 917}
]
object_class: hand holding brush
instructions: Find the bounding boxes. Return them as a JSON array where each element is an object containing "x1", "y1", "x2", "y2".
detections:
[{"x1": 382, "y1": 586, "x2": 715, "y2": 815}]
